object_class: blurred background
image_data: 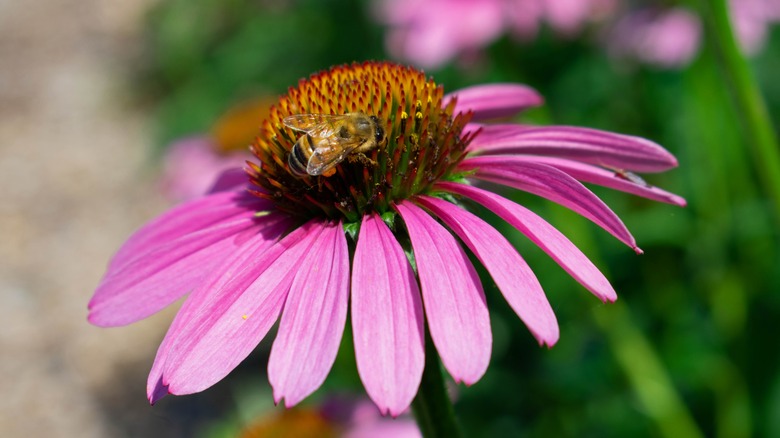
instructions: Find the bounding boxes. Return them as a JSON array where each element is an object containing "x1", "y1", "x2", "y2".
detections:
[{"x1": 1, "y1": 0, "x2": 779, "y2": 436}]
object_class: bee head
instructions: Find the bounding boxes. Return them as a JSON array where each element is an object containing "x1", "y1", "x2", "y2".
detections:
[{"x1": 370, "y1": 115, "x2": 385, "y2": 143}]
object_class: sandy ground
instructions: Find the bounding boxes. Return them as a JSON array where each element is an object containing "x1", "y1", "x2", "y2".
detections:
[{"x1": 0, "y1": 0, "x2": 211, "y2": 436}]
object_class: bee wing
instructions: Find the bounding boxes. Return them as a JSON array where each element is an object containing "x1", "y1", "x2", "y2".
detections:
[
  {"x1": 283, "y1": 114, "x2": 349, "y2": 135},
  {"x1": 306, "y1": 136, "x2": 365, "y2": 176}
]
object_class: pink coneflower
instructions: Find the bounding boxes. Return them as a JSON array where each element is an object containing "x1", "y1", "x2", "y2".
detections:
[
  {"x1": 608, "y1": 8, "x2": 702, "y2": 69},
  {"x1": 238, "y1": 395, "x2": 419, "y2": 437},
  {"x1": 160, "y1": 98, "x2": 274, "y2": 202},
  {"x1": 160, "y1": 137, "x2": 248, "y2": 202},
  {"x1": 88, "y1": 62, "x2": 684, "y2": 416},
  {"x1": 730, "y1": 0, "x2": 780, "y2": 54},
  {"x1": 607, "y1": 0, "x2": 780, "y2": 69},
  {"x1": 375, "y1": 0, "x2": 617, "y2": 69},
  {"x1": 376, "y1": 0, "x2": 505, "y2": 69}
]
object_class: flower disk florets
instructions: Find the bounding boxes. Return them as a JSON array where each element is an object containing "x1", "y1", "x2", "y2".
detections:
[{"x1": 248, "y1": 62, "x2": 474, "y2": 222}]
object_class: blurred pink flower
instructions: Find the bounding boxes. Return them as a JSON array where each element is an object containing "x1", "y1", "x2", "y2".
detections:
[
  {"x1": 377, "y1": 0, "x2": 779, "y2": 70},
  {"x1": 730, "y1": 0, "x2": 780, "y2": 54},
  {"x1": 607, "y1": 0, "x2": 780, "y2": 69},
  {"x1": 345, "y1": 416, "x2": 421, "y2": 438},
  {"x1": 161, "y1": 99, "x2": 273, "y2": 202},
  {"x1": 537, "y1": 0, "x2": 616, "y2": 36},
  {"x1": 608, "y1": 8, "x2": 702, "y2": 68},
  {"x1": 320, "y1": 395, "x2": 421, "y2": 438},
  {"x1": 377, "y1": 0, "x2": 505, "y2": 68},
  {"x1": 160, "y1": 137, "x2": 248, "y2": 202},
  {"x1": 375, "y1": 0, "x2": 617, "y2": 68},
  {"x1": 88, "y1": 63, "x2": 683, "y2": 415},
  {"x1": 238, "y1": 395, "x2": 420, "y2": 437}
]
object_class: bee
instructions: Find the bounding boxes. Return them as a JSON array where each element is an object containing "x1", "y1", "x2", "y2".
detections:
[{"x1": 284, "y1": 112, "x2": 386, "y2": 177}]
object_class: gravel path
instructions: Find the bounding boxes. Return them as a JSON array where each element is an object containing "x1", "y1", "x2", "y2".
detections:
[{"x1": 0, "y1": 1, "x2": 196, "y2": 436}]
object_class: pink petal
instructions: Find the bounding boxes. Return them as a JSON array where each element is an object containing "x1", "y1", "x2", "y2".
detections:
[
  {"x1": 269, "y1": 221, "x2": 350, "y2": 407},
  {"x1": 467, "y1": 124, "x2": 678, "y2": 172},
  {"x1": 158, "y1": 220, "x2": 325, "y2": 396},
  {"x1": 395, "y1": 201, "x2": 492, "y2": 384},
  {"x1": 444, "y1": 84, "x2": 544, "y2": 121},
  {"x1": 207, "y1": 167, "x2": 250, "y2": 194},
  {"x1": 412, "y1": 197, "x2": 559, "y2": 347},
  {"x1": 436, "y1": 182, "x2": 617, "y2": 302},
  {"x1": 144, "y1": 211, "x2": 288, "y2": 403},
  {"x1": 160, "y1": 137, "x2": 248, "y2": 202},
  {"x1": 89, "y1": 213, "x2": 290, "y2": 327},
  {"x1": 104, "y1": 188, "x2": 269, "y2": 276},
  {"x1": 352, "y1": 213, "x2": 424, "y2": 417},
  {"x1": 502, "y1": 156, "x2": 687, "y2": 206},
  {"x1": 460, "y1": 157, "x2": 641, "y2": 253},
  {"x1": 462, "y1": 122, "x2": 483, "y2": 138},
  {"x1": 147, "y1": 301, "x2": 188, "y2": 403}
]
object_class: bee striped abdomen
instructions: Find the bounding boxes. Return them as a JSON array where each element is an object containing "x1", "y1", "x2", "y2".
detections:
[{"x1": 288, "y1": 134, "x2": 313, "y2": 177}]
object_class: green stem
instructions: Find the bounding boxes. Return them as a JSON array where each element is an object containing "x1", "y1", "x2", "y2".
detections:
[
  {"x1": 699, "y1": 0, "x2": 780, "y2": 224},
  {"x1": 548, "y1": 207, "x2": 705, "y2": 438},
  {"x1": 411, "y1": 331, "x2": 463, "y2": 438},
  {"x1": 592, "y1": 303, "x2": 705, "y2": 438}
]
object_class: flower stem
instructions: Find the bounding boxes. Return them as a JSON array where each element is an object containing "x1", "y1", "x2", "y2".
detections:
[
  {"x1": 699, "y1": 0, "x2": 780, "y2": 224},
  {"x1": 547, "y1": 207, "x2": 705, "y2": 438},
  {"x1": 592, "y1": 302, "x2": 705, "y2": 438},
  {"x1": 411, "y1": 331, "x2": 463, "y2": 438}
]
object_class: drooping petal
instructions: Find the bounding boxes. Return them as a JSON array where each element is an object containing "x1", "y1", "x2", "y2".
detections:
[
  {"x1": 269, "y1": 221, "x2": 350, "y2": 407},
  {"x1": 352, "y1": 213, "x2": 424, "y2": 417},
  {"x1": 147, "y1": 299, "x2": 188, "y2": 403},
  {"x1": 461, "y1": 157, "x2": 641, "y2": 253},
  {"x1": 395, "y1": 201, "x2": 492, "y2": 384},
  {"x1": 160, "y1": 137, "x2": 249, "y2": 202},
  {"x1": 500, "y1": 156, "x2": 687, "y2": 206},
  {"x1": 104, "y1": 188, "x2": 269, "y2": 276},
  {"x1": 444, "y1": 84, "x2": 544, "y2": 121},
  {"x1": 207, "y1": 167, "x2": 250, "y2": 194},
  {"x1": 412, "y1": 197, "x2": 559, "y2": 347},
  {"x1": 144, "y1": 214, "x2": 293, "y2": 402},
  {"x1": 89, "y1": 213, "x2": 290, "y2": 327},
  {"x1": 158, "y1": 220, "x2": 325, "y2": 396},
  {"x1": 467, "y1": 125, "x2": 678, "y2": 172},
  {"x1": 436, "y1": 182, "x2": 616, "y2": 302}
]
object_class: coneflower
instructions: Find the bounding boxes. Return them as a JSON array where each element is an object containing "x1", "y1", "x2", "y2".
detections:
[{"x1": 88, "y1": 62, "x2": 684, "y2": 417}]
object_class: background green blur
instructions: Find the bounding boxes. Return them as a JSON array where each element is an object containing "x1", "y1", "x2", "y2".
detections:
[{"x1": 133, "y1": 0, "x2": 780, "y2": 436}]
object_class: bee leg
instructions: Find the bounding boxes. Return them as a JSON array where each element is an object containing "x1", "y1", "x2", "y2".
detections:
[{"x1": 348, "y1": 153, "x2": 377, "y2": 167}]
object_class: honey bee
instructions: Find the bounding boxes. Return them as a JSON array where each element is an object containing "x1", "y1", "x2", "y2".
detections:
[{"x1": 284, "y1": 112, "x2": 386, "y2": 177}]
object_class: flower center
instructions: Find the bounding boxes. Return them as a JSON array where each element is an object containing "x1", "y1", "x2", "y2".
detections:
[{"x1": 248, "y1": 62, "x2": 474, "y2": 222}]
